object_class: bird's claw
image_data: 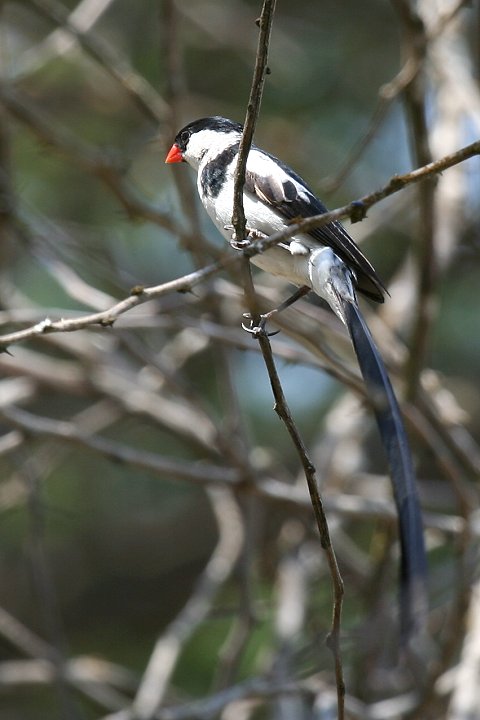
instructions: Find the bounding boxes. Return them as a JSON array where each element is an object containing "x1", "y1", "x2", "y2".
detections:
[
  {"x1": 227, "y1": 226, "x2": 267, "y2": 250},
  {"x1": 230, "y1": 238, "x2": 251, "y2": 250},
  {"x1": 241, "y1": 312, "x2": 280, "y2": 337},
  {"x1": 246, "y1": 228, "x2": 268, "y2": 240}
]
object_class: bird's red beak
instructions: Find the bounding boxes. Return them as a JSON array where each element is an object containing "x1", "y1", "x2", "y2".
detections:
[{"x1": 165, "y1": 143, "x2": 183, "y2": 163}]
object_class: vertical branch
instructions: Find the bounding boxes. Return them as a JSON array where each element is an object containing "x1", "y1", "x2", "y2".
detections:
[
  {"x1": 232, "y1": 0, "x2": 277, "y2": 243},
  {"x1": 231, "y1": 0, "x2": 277, "y2": 326},
  {"x1": 212, "y1": 2, "x2": 278, "y2": 687},
  {"x1": 256, "y1": 333, "x2": 345, "y2": 720},
  {"x1": 229, "y1": 1, "x2": 345, "y2": 714}
]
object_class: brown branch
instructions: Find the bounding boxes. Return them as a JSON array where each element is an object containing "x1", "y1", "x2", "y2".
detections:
[
  {"x1": 229, "y1": 3, "x2": 345, "y2": 709},
  {"x1": 159, "y1": 1, "x2": 260, "y2": 492},
  {"x1": 0, "y1": 257, "x2": 233, "y2": 350},
  {"x1": 266, "y1": 138, "x2": 480, "y2": 241},
  {"x1": 0, "y1": 404, "x2": 467, "y2": 537},
  {"x1": 0, "y1": 137, "x2": 477, "y2": 352},
  {"x1": 231, "y1": 138, "x2": 480, "y2": 281},
  {"x1": 231, "y1": 0, "x2": 277, "y2": 331},
  {"x1": 256, "y1": 333, "x2": 345, "y2": 718},
  {"x1": 232, "y1": 0, "x2": 277, "y2": 242}
]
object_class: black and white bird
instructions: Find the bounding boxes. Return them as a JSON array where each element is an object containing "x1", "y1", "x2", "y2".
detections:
[{"x1": 166, "y1": 116, "x2": 427, "y2": 640}]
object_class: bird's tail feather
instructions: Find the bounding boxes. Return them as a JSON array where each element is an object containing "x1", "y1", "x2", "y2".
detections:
[{"x1": 344, "y1": 301, "x2": 428, "y2": 641}]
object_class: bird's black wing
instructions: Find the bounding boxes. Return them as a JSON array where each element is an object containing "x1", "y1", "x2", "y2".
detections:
[{"x1": 245, "y1": 149, "x2": 386, "y2": 303}]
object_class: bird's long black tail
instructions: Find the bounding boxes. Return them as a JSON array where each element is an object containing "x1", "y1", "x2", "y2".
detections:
[{"x1": 344, "y1": 301, "x2": 427, "y2": 640}]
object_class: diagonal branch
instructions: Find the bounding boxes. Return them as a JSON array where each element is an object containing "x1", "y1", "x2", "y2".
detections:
[{"x1": 0, "y1": 137, "x2": 477, "y2": 352}]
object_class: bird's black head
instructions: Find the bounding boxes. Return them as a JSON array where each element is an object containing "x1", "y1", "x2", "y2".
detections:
[{"x1": 174, "y1": 116, "x2": 243, "y2": 153}]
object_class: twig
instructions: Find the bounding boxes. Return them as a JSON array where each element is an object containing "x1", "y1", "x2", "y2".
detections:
[
  {"x1": 0, "y1": 137, "x2": 477, "y2": 352},
  {"x1": 101, "y1": 675, "x2": 326, "y2": 720},
  {"x1": 0, "y1": 257, "x2": 233, "y2": 350},
  {"x1": 0, "y1": 405, "x2": 235, "y2": 484},
  {"x1": 0, "y1": 655, "x2": 133, "y2": 711},
  {"x1": 229, "y1": 6, "x2": 344, "y2": 708},
  {"x1": 160, "y1": 1, "x2": 260, "y2": 489},
  {"x1": 232, "y1": 0, "x2": 277, "y2": 243},
  {"x1": 231, "y1": 0, "x2": 277, "y2": 330},
  {"x1": 251, "y1": 137, "x2": 480, "y2": 244},
  {"x1": 256, "y1": 333, "x2": 345, "y2": 718},
  {"x1": 0, "y1": 604, "x2": 133, "y2": 712},
  {"x1": 0, "y1": 604, "x2": 56, "y2": 661},
  {"x1": 0, "y1": 403, "x2": 468, "y2": 536}
]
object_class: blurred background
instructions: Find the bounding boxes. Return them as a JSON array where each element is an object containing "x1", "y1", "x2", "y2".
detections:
[{"x1": 0, "y1": 1, "x2": 480, "y2": 718}]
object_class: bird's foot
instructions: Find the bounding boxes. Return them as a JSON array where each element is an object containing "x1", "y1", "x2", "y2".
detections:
[
  {"x1": 246, "y1": 228, "x2": 268, "y2": 241},
  {"x1": 241, "y1": 312, "x2": 280, "y2": 338},
  {"x1": 227, "y1": 226, "x2": 267, "y2": 250},
  {"x1": 230, "y1": 237, "x2": 251, "y2": 250}
]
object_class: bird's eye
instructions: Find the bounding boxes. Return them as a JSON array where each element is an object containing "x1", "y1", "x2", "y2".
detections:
[{"x1": 179, "y1": 130, "x2": 190, "y2": 148}]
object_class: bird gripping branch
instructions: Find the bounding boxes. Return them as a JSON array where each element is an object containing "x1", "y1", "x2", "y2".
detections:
[{"x1": 166, "y1": 116, "x2": 427, "y2": 640}]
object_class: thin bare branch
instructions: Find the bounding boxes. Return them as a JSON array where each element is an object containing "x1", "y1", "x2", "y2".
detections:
[
  {"x1": 0, "y1": 137, "x2": 477, "y2": 352},
  {"x1": 0, "y1": 257, "x2": 233, "y2": 349},
  {"x1": 232, "y1": 0, "x2": 277, "y2": 242},
  {"x1": 256, "y1": 332, "x2": 345, "y2": 718}
]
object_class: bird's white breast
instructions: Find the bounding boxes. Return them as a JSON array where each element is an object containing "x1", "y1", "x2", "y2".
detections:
[{"x1": 197, "y1": 152, "x2": 313, "y2": 288}]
